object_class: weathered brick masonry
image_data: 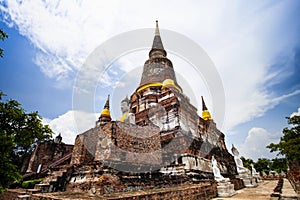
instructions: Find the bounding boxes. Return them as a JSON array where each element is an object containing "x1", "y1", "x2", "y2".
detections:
[{"x1": 2, "y1": 21, "x2": 242, "y2": 199}]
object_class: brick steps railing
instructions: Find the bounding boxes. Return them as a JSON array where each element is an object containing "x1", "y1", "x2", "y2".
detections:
[
  {"x1": 33, "y1": 164, "x2": 73, "y2": 193},
  {"x1": 22, "y1": 152, "x2": 72, "y2": 180}
]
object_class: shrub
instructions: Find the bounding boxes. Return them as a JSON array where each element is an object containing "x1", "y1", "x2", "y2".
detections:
[{"x1": 21, "y1": 179, "x2": 43, "y2": 189}]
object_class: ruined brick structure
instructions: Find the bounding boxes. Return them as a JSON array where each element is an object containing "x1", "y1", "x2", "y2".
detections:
[
  {"x1": 63, "y1": 21, "x2": 237, "y2": 195},
  {"x1": 125, "y1": 21, "x2": 236, "y2": 176},
  {"x1": 10, "y1": 21, "x2": 238, "y2": 198},
  {"x1": 71, "y1": 121, "x2": 162, "y2": 170},
  {"x1": 22, "y1": 134, "x2": 73, "y2": 180}
]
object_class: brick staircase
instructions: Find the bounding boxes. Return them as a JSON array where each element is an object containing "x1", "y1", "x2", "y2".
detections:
[
  {"x1": 23, "y1": 152, "x2": 73, "y2": 181},
  {"x1": 11, "y1": 153, "x2": 74, "y2": 199},
  {"x1": 34, "y1": 164, "x2": 73, "y2": 193}
]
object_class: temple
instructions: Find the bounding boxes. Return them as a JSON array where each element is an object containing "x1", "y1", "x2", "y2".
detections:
[{"x1": 21, "y1": 21, "x2": 244, "y2": 199}]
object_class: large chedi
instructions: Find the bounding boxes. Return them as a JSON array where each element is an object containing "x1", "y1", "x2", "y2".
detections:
[
  {"x1": 128, "y1": 21, "x2": 235, "y2": 173},
  {"x1": 34, "y1": 21, "x2": 238, "y2": 196}
]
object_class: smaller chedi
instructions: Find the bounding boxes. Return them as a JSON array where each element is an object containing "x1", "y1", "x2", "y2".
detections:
[
  {"x1": 97, "y1": 95, "x2": 112, "y2": 126},
  {"x1": 231, "y1": 144, "x2": 258, "y2": 187}
]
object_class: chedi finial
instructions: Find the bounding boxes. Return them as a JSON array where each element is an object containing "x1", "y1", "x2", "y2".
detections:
[
  {"x1": 98, "y1": 94, "x2": 111, "y2": 125},
  {"x1": 201, "y1": 96, "x2": 212, "y2": 121},
  {"x1": 155, "y1": 20, "x2": 160, "y2": 36}
]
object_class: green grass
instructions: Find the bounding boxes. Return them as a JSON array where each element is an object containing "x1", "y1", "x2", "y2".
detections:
[{"x1": 21, "y1": 178, "x2": 43, "y2": 189}]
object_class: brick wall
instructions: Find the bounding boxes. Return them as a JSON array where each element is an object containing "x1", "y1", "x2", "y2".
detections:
[
  {"x1": 1, "y1": 182, "x2": 217, "y2": 200},
  {"x1": 0, "y1": 189, "x2": 28, "y2": 200},
  {"x1": 71, "y1": 122, "x2": 162, "y2": 166},
  {"x1": 25, "y1": 141, "x2": 73, "y2": 175}
]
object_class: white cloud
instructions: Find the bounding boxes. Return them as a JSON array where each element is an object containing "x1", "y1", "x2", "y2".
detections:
[
  {"x1": 1, "y1": 1, "x2": 300, "y2": 138},
  {"x1": 271, "y1": 90, "x2": 300, "y2": 105},
  {"x1": 43, "y1": 110, "x2": 98, "y2": 144},
  {"x1": 238, "y1": 127, "x2": 280, "y2": 161},
  {"x1": 0, "y1": 0, "x2": 120, "y2": 81},
  {"x1": 291, "y1": 107, "x2": 300, "y2": 117},
  {"x1": 224, "y1": 89, "x2": 300, "y2": 132},
  {"x1": 211, "y1": 1, "x2": 300, "y2": 131}
]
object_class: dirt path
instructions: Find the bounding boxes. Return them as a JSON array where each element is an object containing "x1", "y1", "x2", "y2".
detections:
[
  {"x1": 213, "y1": 179, "x2": 300, "y2": 200},
  {"x1": 213, "y1": 180, "x2": 278, "y2": 200}
]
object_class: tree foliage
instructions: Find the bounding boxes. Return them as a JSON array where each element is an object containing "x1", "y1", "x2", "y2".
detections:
[
  {"x1": 0, "y1": 29, "x2": 8, "y2": 57},
  {"x1": 267, "y1": 115, "x2": 300, "y2": 161},
  {"x1": 236, "y1": 157, "x2": 288, "y2": 174},
  {"x1": 254, "y1": 158, "x2": 272, "y2": 173},
  {"x1": 270, "y1": 158, "x2": 288, "y2": 173},
  {"x1": 0, "y1": 92, "x2": 53, "y2": 192},
  {"x1": 240, "y1": 156, "x2": 254, "y2": 170}
]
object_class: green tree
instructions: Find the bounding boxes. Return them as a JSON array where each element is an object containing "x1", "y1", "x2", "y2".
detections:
[
  {"x1": 254, "y1": 158, "x2": 271, "y2": 174},
  {"x1": 270, "y1": 158, "x2": 288, "y2": 173},
  {"x1": 267, "y1": 115, "x2": 300, "y2": 161},
  {"x1": 0, "y1": 29, "x2": 8, "y2": 57},
  {"x1": 240, "y1": 156, "x2": 254, "y2": 170},
  {"x1": 0, "y1": 92, "x2": 53, "y2": 192}
]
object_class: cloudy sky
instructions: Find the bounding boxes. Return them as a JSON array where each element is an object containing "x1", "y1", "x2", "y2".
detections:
[{"x1": 0, "y1": 0, "x2": 299, "y2": 161}]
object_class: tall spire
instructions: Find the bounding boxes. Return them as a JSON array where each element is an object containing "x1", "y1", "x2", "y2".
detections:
[
  {"x1": 104, "y1": 94, "x2": 110, "y2": 109},
  {"x1": 201, "y1": 96, "x2": 212, "y2": 121},
  {"x1": 137, "y1": 21, "x2": 181, "y2": 91},
  {"x1": 155, "y1": 20, "x2": 160, "y2": 36},
  {"x1": 201, "y1": 96, "x2": 208, "y2": 111},
  {"x1": 151, "y1": 20, "x2": 165, "y2": 53}
]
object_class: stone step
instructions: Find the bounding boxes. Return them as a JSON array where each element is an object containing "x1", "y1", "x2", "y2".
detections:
[
  {"x1": 34, "y1": 183, "x2": 49, "y2": 188},
  {"x1": 43, "y1": 177, "x2": 57, "y2": 183},
  {"x1": 217, "y1": 191, "x2": 236, "y2": 197},
  {"x1": 217, "y1": 184, "x2": 234, "y2": 189},
  {"x1": 53, "y1": 171, "x2": 64, "y2": 176},
  {"x1": 216, "y1": 180, "x2": 236, "y2": 198},
  {"x1": 26, "y1": 189, "x2": 41, "y2": 194},
  {"x1": 33, "y1": 166, "x2": 72, "y2": 193},
  {"x1": 217, "y1": 182, "x2": 232, "y2": 186},
  {"x1": 17, "y1": 194, "x2": 31, "y2": 200},
  {"x1": 34, "y1": 183, "x2": 50, "y2": 193}
]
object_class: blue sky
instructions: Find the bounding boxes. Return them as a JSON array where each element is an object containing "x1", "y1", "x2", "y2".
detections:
[{"x1": 0, "y1": 0, "x2": 299, "y2": 161}]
